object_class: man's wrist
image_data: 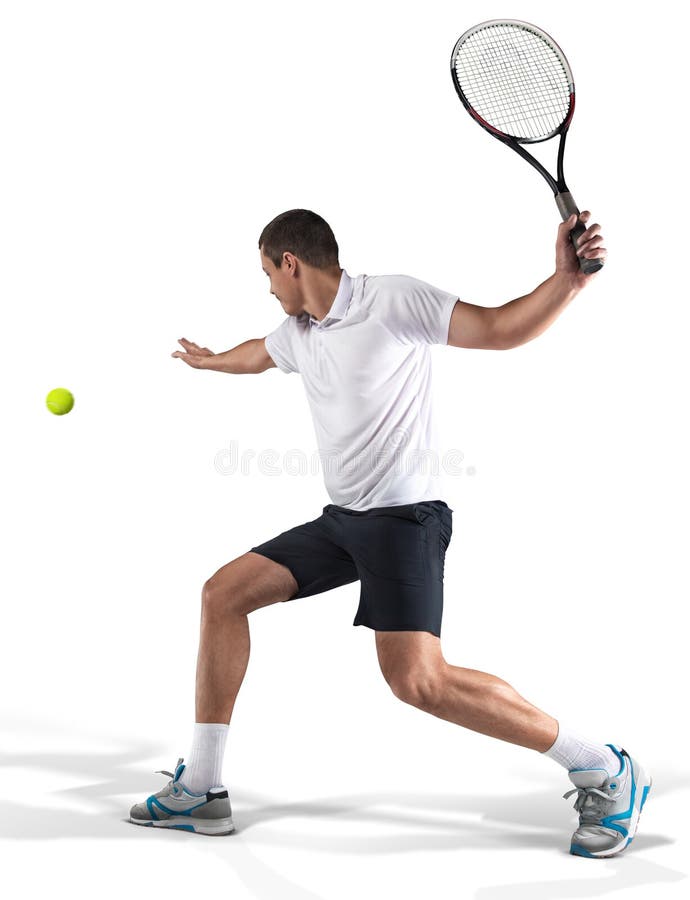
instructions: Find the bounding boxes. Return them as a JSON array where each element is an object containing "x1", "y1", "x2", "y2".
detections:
[
  {"x1": 198, "y1": 355, "x2": 216, "y2": 371},
  {"x1": 552, "y1": 269, "x2": 581, "y2": 297}
]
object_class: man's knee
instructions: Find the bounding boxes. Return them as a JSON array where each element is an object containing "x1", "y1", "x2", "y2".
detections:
[
  {"x1": 377, "y1": 630, "x2": 446, "y2": 708},
  {"x1": 202, "y1": 572, "x2": 249, "y2": 617},
  {"x1": 386, "y1": 667, "x2": 446, "y2": 710},
  {"x1": 202, "y1": 551, "x2": 297, "y2": 617}
]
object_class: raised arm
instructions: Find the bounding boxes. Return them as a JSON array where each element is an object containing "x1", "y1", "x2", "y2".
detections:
[
  {"x1": 171, "y1": 337, "x2": 276, "y2": 374},
  {"x1": 491, "y1": 211, "x2": 605, "y2": 350},
  {"x1": 447, "y1": 211, "x2": 606, "y2": 351}
]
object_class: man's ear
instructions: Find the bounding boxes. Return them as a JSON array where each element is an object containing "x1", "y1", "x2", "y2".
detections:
[{"x1": 283, "y1": 251, "x2": 298, "y2": 275}]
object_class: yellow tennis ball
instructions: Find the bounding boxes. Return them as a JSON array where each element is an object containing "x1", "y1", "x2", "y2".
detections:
[{"x1": 46, "y1": 387, "x2": 74, "y2": 415}]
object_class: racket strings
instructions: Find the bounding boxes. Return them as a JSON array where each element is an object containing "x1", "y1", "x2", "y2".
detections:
[
  {"x1": 460, "y1": 30, "x2": 568, "y2": 133},
  {"x1": 453, "y1": 24, "x2": 571, "y2": 140},
  {"x1": 461, "y1": 37, "x2": 566, "y2": 136}
]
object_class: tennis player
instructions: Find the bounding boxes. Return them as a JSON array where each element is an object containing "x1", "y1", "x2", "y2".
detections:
[{"x1": 130, "y1": 208, "x2": 650, "y2": 857}]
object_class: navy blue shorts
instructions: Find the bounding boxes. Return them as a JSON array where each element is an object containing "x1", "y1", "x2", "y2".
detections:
[{"x1": 248, "y1": 499, "x2": 453, "y2": 637}]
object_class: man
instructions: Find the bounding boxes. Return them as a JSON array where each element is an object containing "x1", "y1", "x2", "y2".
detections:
[{"x1": 129, "y1": 208, "x2": 651, "y2": 857}]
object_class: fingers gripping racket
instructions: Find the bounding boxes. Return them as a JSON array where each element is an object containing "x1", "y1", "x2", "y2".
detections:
[{"x1": 450, "y1": 19, "x2": 603, "y2": 275}]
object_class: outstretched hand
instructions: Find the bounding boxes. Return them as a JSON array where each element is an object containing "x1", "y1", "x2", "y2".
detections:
[
  {"x1": 171, "y1": 338, "x2": 215, "y2": 369},
  {"x1": 556, "y1": 211, "x2": 607, "y2": 289}
]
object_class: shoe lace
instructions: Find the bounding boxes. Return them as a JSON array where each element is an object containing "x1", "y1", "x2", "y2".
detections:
[
  {"x1": 155, "y1": 757, "x2": 184, "y2": 781},
  {"x1": 563, "y1": 784, "x2": 612, "y2": 824}
]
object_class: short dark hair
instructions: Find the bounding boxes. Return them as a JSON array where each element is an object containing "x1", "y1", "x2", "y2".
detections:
[{"x1": 259, "y1": 209, "x2": 339, "y2": 270}]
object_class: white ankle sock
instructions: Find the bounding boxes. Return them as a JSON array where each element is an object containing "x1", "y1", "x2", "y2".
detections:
[
  {"x1": 542, "y1": 722, "x2": 620, "y2": 777},
  {"x1": 182, "y1": 723, "x2": 229, "y2": 793}
]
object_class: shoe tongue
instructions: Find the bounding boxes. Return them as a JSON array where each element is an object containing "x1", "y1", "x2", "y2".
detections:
[
  {"x1": 174, "y1": 762, "x2": 185, "y2": 783},
  {"x1": 568, "y1": 768, "x2": 608, "y2": 789}
]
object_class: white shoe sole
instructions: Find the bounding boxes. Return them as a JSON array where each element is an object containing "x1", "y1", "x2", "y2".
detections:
[{"x1": 129, "y1": 814, "x2": 235, "y2": 836}]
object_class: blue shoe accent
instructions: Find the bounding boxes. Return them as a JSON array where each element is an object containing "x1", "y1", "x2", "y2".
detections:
[
  {"x1": 605, "y1": 744, "x2": 626, "y2": 778},
  {"x1": 146, "y1": 797, "x2": 159, "y2": 820},
  {"x1": 570, "y1": 844, "x2": 598, "y2": 858},
  {"x1": 640, "y1": 784, "x2": 650, "y2": 810},
  {"x1": 600, "y1": 754, "x2": 636, "y2": 838}
]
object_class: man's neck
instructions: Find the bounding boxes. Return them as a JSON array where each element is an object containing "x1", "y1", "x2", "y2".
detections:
[{"x1": 302, "y1": 267, "x2": 343, "y2": 321}]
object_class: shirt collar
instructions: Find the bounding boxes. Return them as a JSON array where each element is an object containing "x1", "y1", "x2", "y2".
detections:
[{"x1": 308, "y1": 269, "x2": 353, "y2": 328}]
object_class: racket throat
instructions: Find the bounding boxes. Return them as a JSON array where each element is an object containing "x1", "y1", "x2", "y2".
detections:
[
  {"x1": 555, "y1": 125, "x2": 569, "y2": 195},
  {"x1": 553, "y1": 130, "x2": 580, "y2": 221}
]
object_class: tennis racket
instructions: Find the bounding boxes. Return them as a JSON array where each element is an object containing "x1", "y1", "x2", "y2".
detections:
[{"x1": 450, "y1": 19, "x2": 603, "y2": 275}]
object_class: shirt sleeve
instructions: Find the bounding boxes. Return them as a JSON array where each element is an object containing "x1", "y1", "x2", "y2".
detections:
[
  {"x1": 264, "y1": 316, "x2": 300, "y2": 374},
  {"x1": 381, "y1": 275, "x2": 459, "y2": 345}
]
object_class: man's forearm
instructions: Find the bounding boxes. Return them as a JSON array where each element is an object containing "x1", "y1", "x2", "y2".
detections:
[
  {"x1": 496, "y1": 272, "x2": 580, "y2": 349},
  {"x1": 203, "y1": 338, "x2": 267, "y2": 374}
]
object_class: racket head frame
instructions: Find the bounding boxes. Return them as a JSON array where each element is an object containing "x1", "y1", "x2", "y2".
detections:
[{"x1": 450, "y1": 19, "x2": 576, "y2": 194}]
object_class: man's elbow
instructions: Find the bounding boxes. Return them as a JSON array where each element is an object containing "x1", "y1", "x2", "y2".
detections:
[
  {"x1": 491, "y1": 309, "x2": 524, "y2": 351},
  {"x1": 485, "y1": 308, "x2": 516, "y2": 350},
  {"x1": 492, "y1": 332, "x2": 516, "y2": 350},
  {"x1": 495, "y1": 335, "x2": 523, "y2": 350}
]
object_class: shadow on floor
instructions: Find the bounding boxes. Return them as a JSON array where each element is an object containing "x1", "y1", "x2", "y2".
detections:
[{"x1": 0, "y1": 727, "x2": 687, "y2": 900}]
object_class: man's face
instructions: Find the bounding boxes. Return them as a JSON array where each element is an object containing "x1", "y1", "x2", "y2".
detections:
[{"x1": 260, "y1": 248, "x2": 300, "y2": 315}]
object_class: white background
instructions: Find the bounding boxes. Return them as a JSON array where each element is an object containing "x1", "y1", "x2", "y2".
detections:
[{"x1": 1, "y1": 0, "x2": 688, "y2": 897}]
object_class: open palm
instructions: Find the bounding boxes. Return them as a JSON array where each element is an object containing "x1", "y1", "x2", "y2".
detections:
[{"x1": 171, "y1": 338, "x2": 215, "y2": 369}]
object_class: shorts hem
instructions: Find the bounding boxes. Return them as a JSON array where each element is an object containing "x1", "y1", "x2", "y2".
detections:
[
  {"x1": 247, "y1": 548, "x2": 301, "y2": 599},
  {"x1": 352, "y1": 621, "x2": 441, "y2": 638}
]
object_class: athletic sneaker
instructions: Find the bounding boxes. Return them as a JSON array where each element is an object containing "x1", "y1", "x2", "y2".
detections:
[
  {"x1": 563, "y1": 744, "x2": 652, "y2": 858},
  {"x1": 129, "y1": 757, "x2": 235, "y2": 835}
]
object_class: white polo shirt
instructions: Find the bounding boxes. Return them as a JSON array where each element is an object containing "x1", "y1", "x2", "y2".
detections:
[{"x1": 264, "y1": 269, "x2": 458, "y2": 511}]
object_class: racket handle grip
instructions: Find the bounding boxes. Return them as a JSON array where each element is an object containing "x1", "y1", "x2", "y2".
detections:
[{"x1": 555, "y1": 191, "x2": 604, "y2": 275}]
